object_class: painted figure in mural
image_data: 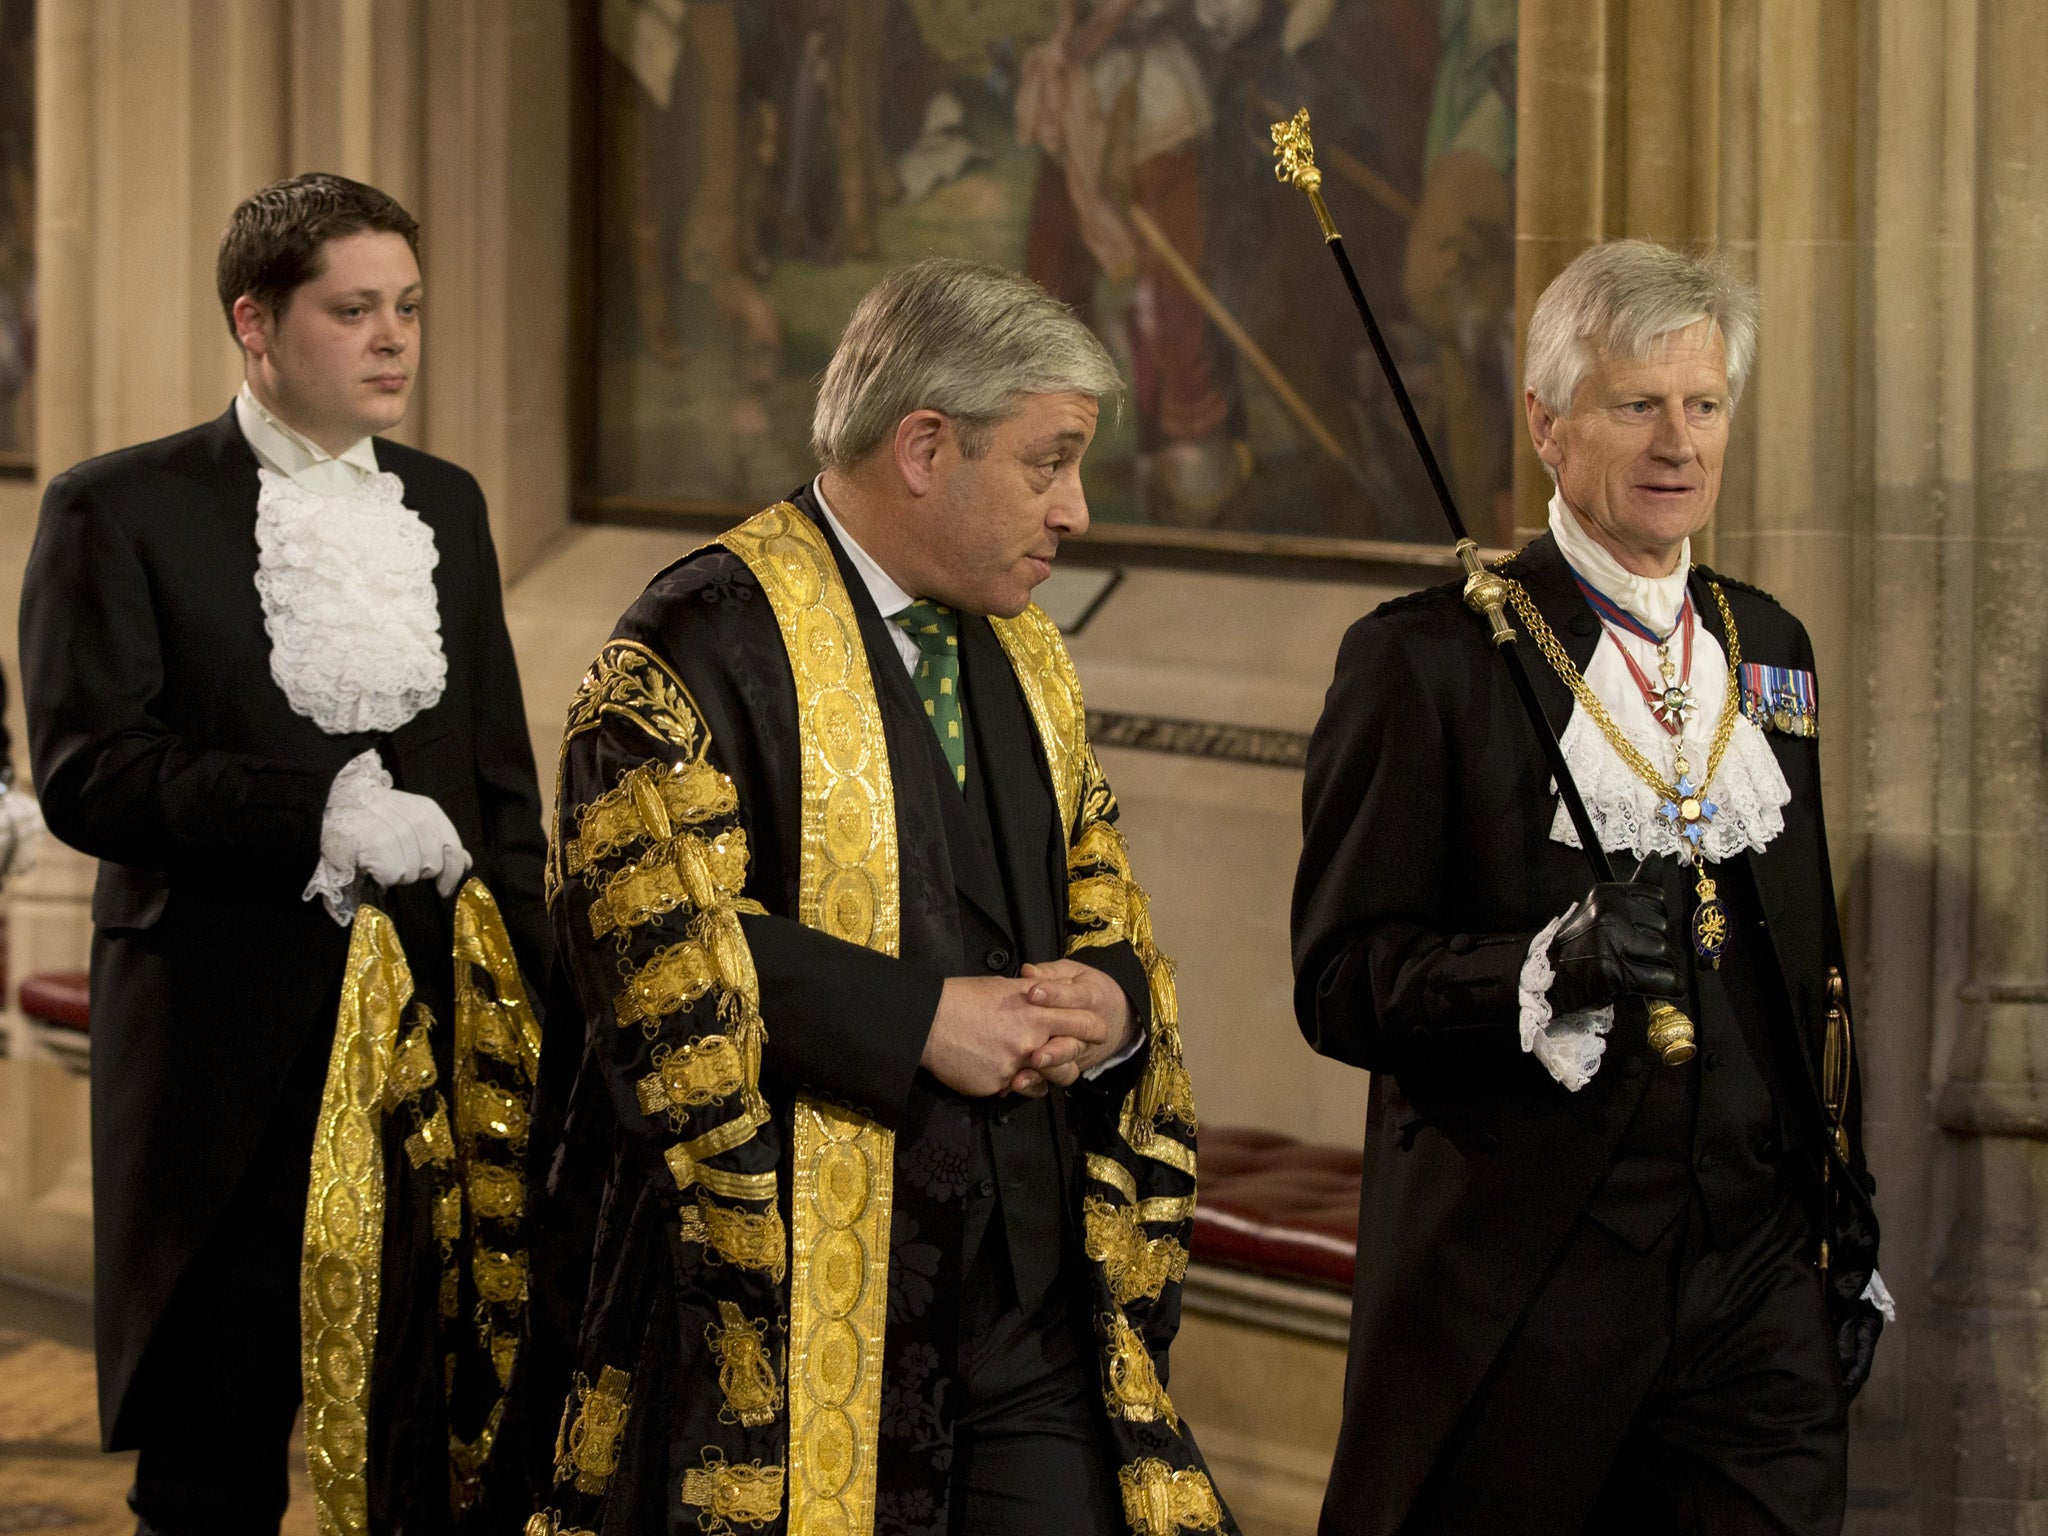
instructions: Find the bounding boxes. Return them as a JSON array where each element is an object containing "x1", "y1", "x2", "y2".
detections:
[
  {"x1": 506, "y1": 260, "x2": 1232, "y2": 1536},
  {"x1": 1018, "y1": 0, "x2": 1259, "y2": 527},
  {"x1": 1293, "y1": 241, "x2": 1885, "y2": 1533},
  {"x1": 18, "y1": 175, "x2": 550, "y2": 1535},
  {"x1": 1403, "y1": 0, "x2": 1515, "y2": 534},
  {"x1": 605, "y1": 0, "x2": 783, "y2": 365}
]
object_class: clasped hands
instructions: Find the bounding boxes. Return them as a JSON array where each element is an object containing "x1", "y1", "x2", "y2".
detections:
[{"x1": 919, "y1": 958, "x2": 1136, "y2": 1099}]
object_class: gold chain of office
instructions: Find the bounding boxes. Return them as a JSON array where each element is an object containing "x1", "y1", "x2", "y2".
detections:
[{"x1": 1501, "y1": 574, "x2": 1744, "y2": 804}]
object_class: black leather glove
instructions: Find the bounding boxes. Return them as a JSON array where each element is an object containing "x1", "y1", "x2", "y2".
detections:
[
  {"x1": 1837, "y1": 1303, "x2": 1883, "y2": 1398},
  {"x1": 1546, "y1": 882, "x2": 1684, "y2": 1015}
]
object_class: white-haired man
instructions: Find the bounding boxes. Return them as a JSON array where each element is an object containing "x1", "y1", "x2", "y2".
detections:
[
  {"x1": 1293, "y1": 239, "x2": 1884, "y2": 1534},
  {"x1": 510, "y1": 259, "x2": 1234, "y2": 1535}
]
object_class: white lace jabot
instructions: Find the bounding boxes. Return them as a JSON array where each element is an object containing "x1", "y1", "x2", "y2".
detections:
[
  {"x1": 252, "y1": 467, "x2": 447, "y2": 735},
  {"x1": 1543, "y1": 494, "x2": 1790, "y2": 865}
]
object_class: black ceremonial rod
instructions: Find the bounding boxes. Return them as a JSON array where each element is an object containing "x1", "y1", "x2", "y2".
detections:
[{"x1": 1269, "y1": 109, "x2": 1696, "y2": 1065}]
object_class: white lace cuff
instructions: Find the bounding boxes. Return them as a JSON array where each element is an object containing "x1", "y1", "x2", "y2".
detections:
[
  {"x1": 0, "y1": 787, "x2": 45, "y2": 881},
  {"x1": 1519, "y1": 910, "x2": 1615, "y2": 1092},
  {"x1": 1862, "y1": 1269, "x2": 1897, "y2": 1323},
  {"x1": 305, "y1": 749, "x2": 393, "y2": 926}
]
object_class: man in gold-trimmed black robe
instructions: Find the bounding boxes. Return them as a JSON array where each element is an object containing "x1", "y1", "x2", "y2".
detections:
[{"x1": 508, "y1": 261, "x2": 1232, "y2": 1535}]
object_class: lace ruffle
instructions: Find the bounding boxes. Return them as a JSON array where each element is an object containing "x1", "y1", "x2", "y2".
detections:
[
  {"x1": 1548, "y1": 703, "x2": 1790, "y2": 864},
  {"x1": 1863, "y1": 1270, "x2": 1897, "y2": 1323},
  {"x1": 305, "y1": 749, "x2": 393, "y2": 926},
  {"x1": 254, "y1": 468, "x2": 447, "y2": 735},
  {"x1": 1519, "y1": 910, "x2": 1615, "y2": 1092}
]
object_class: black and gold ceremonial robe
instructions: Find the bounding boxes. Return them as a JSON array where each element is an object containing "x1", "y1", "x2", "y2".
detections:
[
  {"x1": 299, "y1": 880, "x2": 544, "y2": 1536},
  {"x1": 513, "y1": 498, "x2": 1232, "y2": 1535}
]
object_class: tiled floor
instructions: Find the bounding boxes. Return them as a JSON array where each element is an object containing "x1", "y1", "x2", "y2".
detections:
[{"x1": 0, "y1": 1282, "x2": 315, "y2": 1535}]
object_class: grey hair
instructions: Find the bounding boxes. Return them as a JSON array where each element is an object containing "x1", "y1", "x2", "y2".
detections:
[
  {"x1": 1524, "y1": 239, "x2": 1760, "y2": 416},
  {"x1": 811, "y1": 258, "x2": 1122, "y2": 468}
]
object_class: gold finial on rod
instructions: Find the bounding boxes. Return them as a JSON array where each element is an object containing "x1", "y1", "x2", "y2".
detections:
[{"x1": 1271, "y1": 109, "x2": 1339, "y2": 243}]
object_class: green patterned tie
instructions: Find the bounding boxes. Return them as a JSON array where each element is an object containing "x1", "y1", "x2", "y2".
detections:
[{"x1": 894, "y1": 599, "x2": 965, "y2": 790}]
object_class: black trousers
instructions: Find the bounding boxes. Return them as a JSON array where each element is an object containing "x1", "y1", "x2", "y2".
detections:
[
  {"x1": 1401, "y1": 1191, "x2": 1847, "y2": 1536},
  {"x1": 126, "y1": 1028, "x2": 327, "y2": 1536},
  {"x1": 950, "y1": 1217, "x2": 1125, "y2": 1535}
]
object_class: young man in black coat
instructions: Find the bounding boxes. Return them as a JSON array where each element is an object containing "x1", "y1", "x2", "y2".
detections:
[
  {"x1": 1294, "y1": 240, "x2": 1886, "y2": 1535},
  {"x1": 20, "y1": 174, "x2": 549, "y2": 1536}
]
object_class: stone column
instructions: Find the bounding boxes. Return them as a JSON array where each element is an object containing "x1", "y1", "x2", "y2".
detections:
[{"x1": 1927, "y1": 1, "x2": 2048, "y2": 1529}]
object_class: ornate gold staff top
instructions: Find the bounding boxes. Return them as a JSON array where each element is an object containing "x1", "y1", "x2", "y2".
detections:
[{"x1": 1270, "y1": 108, "x2": 1696, "y2": 1067}]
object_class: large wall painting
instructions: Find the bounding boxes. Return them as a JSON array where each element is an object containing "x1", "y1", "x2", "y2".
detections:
[
  {"x1": 585, "y1": 0, "x2": 1515, "y2": 553},
  {"x1": 0, "y1": 0, "x2": 29, "y2": 469}
]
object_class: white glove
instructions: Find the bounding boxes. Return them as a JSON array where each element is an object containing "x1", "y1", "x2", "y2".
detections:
[
  {"x1": 306, "y1": 750, "x2": 472, "y2": 925},
  {"x1": 332, "y1": 788, "x2": 472, "y2": 895}
]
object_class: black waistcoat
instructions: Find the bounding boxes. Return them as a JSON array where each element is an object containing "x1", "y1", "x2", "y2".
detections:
[
  {"x1": 892, "y1": 609, "x2": 1077, "y2": 1326},
  {"x1": 1586, "y1": 852, "x2": 1805, "y2": 1251}
]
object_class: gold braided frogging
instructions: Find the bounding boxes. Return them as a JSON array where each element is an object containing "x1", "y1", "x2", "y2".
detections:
[{"x1": 1503, "y1": 575, "x2": 1744, "y2": 818}]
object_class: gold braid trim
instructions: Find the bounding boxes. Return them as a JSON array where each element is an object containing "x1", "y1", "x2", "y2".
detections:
[
  {"x1": 1102, "y1": 1308, "x2": 1180, "y2": 1427},
  {"x1": 680, "y1": 1451, "x2": 786, "y2": 1533},
  {"x1": 707, "y1": 1301, "x2": 784, "y2": 1427},
  {"x1": 637, "y1": 1025, "x2": 766, "y2": 1127},
  {"x1": 724, "y1": 504, "x2": 898, "y2": 1536},
  {"x1": 567, "y1": 757, "x2": 738, "y2": 877},
  {"x1": 614, "y1": 904, "x2": 767, "y2": 1036},
  {"x1": 589, "y1": 827, "x2": 752, "y2": 940},
  {"x1": 1119, "y1": 1460, "x2": 1226, "y2": 1534},
  {"x1": 553, "y1": 1365, "x2": 632, "y2": 1495},
  {"x1": 524, "y1": 1513, "x2": 597, "y2": 1536},
  {"x1": 1085, "y1": 1153, "x2": 1196, "y2": 1223},
  {"x1": 664, "y1": 1133, "x2": 779, "y2": 1202},
  {"x1": 404, "y1": 1100, "x2": 455, "y2": 1167},
  {"x1": 990, "y1": 604, "x2": 1088, "y2": 833},
  {"x1": 1084, "y1": 1196, "x2": 1192, "y2": 1304},
  {"x1": 302, "y1": 907, "x2": 414, "y2": 1536},
  {"x1": 679, "y1": 1192, "x2": 790, "y2": 1282}
]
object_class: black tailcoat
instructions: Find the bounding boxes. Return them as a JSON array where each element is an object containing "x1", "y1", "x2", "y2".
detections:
[
  {"x1": 19, "y1": 406, "x2": 550, "y2": 1444},
  {"x1": 508, "y1": 488, "x2": 1224, "y2": 1535},
  {"x1": 1291, "y1": 532, "x2": 1877, "y2": 1536}
]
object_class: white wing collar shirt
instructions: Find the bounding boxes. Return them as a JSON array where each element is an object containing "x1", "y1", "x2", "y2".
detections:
[
  {"x1": 811, "y1": 476, "x2": 1142, "y2": 1078},
  {"x1": 235, "y1": 384, "x2": 448, "y2": 921},
  {"x1": 1516, "y1": 492, "x2": 1791, "y2": 1093}
]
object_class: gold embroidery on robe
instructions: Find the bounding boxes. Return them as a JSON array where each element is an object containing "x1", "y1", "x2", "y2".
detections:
[
  {"x1": 554, "y1": 1366, "x2": 632, "y2": 1495},
  {"x1": 589, "y1": 827, "x2": 752, "y2": 940},
  {"x1": 679, "y1": 1193, "x2": 789, "y2": 1282},
  {"x1": 524, "y1": 1512, "x2": 598, "y2": 1536},
  {"x1": 568, "y1": 757, "x2": 738, "y2": 877},
  {"x1": 614, "y1": 905, "x2": 766, "y2": 1035},
  {"x1": 707, "y1": 1301, "x2": 784, "y2": 1427},
  {"x1": 636, "y1": 1027, "x2": 764, "y2": 1128},
  {"x1": 1084, "y1": 1197, "x2": 1193, "y2": 1304},
  {"x1": 551, "y1": 643, "x2": 718, "y2": 903},
  {"x1": 1119, "y1": 1459, "x2": 1225, "y2": 1534},
  {"x1": 405, "y1": 1102, "x2": 456, "y2": 1167},
  {"x1": 679, "y1": 1451, "x2": 786, "y2": 1532},
  {"x1": 1102, "y1": 1309, "x2": 1179, "y2": 1428}
]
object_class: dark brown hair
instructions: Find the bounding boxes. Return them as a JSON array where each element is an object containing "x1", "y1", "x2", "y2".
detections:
[{"x1": 216, "y1": 173, "x2": 420, "y2": 341}]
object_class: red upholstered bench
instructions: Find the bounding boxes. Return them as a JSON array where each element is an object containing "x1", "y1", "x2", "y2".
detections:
[
  {"x1": 1184, "y1": 1127, "x2": 1363, "y2": 1341},
  {"x1": 19, "y1": 969, "x2": 91, "y2": 1073}
]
